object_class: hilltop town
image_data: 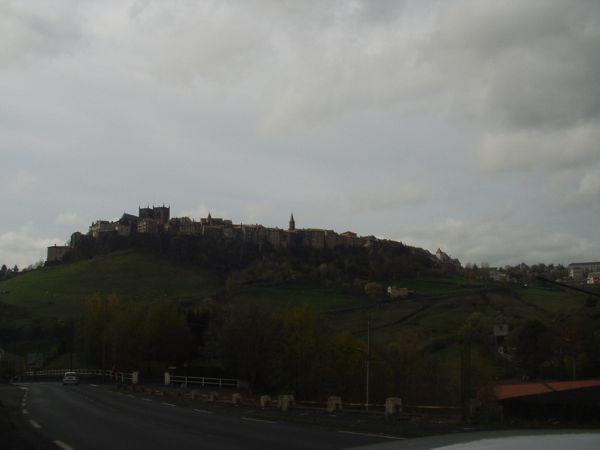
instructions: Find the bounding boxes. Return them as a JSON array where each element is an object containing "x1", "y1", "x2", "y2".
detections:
[{"x1": 47, "y1": 204, "x2": 462, "y2": 270}]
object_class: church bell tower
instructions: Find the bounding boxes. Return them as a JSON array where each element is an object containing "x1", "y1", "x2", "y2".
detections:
[{"x1": 289, "y1": 213, "x2": 295, "y2": 231}]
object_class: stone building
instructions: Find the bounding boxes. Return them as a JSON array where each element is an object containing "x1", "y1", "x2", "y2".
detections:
[
  {"x1": 90, "y1": 221, "x2": 116, "y2": 238},
  {"x1": 47, "y1": 244, "x2": 70, "y2": 263},
  {"x1": 138, "y1": 218, "x2": 159, "y2": 234},
  {"x1": 70, "y1": 232, "x2": 84, "y2": 247},
  {"x1": 167, "y1": 217, "x2": 202, "y2": 235},
  {"x1": 85, "y1": 206, "x2": 372, "y2": 253},
  {"x1": 89, "y1": 220, "x2": 131, "y2": 238},
  {"x1": 139, "y1": 205, "x2": 170, "y2": 226}
]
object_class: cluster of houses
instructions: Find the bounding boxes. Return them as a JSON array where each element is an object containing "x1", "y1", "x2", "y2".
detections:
[
  {"x1": 46, "y1": 205, "x2": 464, "y2": 270},
  {"x1": 568, "y1": 262, "x2": 600, "y2": 285},
  {"x1": 81, "y1": 205, "x2": 378, "y2": 251},
  {"x1": 46, "y1": 205, "x2": 383, "y2": 263}
]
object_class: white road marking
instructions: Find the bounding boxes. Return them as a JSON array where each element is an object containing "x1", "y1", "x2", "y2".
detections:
[
  {"x1": 20, "y1": 387, "x2": 28, "y2": 390},
  {"x1": 29, "y1": 419, "x2": 42, "y2": 429},
  {"x1": 337, "y1": 430, "x2": 404, "y2": 440},
  {"x1": 193, "y1": 408, "x2": 212, "y2": 414},
  {"x1": 127, "y1": 394, "x2": 135, "y2": 398},
  {"x1": 241, "y1": 417, "x2": 276, "y2": 424},
  {"x1": 89, "y1": 384, "x2": 99, "y2": 387},
  {"x1": 54, "y1": 440, "x2": 76, "y2": 450},
  {"x1": 142, "y1": 398, "x2": 152, "y2": 402},
  {"x1": 162, "y1": 402, "x2": 176, "y2": 407},
  {"x1": 22, "y1": 409, "x2": 28, "y2": 414}
]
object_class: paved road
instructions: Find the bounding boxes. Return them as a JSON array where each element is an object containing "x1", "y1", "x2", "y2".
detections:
[{"x1": 10, "y1": 382, "x2": 392, "y2": 450}]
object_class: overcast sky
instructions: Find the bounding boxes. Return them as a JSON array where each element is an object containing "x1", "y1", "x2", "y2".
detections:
[{"x1": 1, "y1": 0, "x2": 599, "y2": 268}]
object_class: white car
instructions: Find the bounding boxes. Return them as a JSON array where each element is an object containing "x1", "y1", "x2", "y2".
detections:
[{"x1": 62, "y1": 371, "x2": 79, "y2": 385}]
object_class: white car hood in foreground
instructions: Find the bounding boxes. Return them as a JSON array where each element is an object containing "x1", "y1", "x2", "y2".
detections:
[{"x1": 435, "y1": 433, "x2": 600, "y2": 450}]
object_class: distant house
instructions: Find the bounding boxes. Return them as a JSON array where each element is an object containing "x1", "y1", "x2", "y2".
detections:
[
  {"x1": 587, "y1": 272, "x2": 600, "y2": 285},
  {"x1": 568, "y1": 262, "x2": 600, "y2": 280},
  {"x1": 489, "y1": 270, "x2": 508, "y2": 282},
  {"x1": 387, "y1": 286, "x2": 409, "y2": 299},
  {"x1": 435, "y1": 248, "x2": 461, "y2": 270}
]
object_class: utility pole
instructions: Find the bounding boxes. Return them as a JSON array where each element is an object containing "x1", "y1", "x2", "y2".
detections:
[
  {"x1": 461, "y1": 337, "x2": 472, "y2": 421},
  {"x1": 101, "y1": 298, "x2": 107, "y2": 376},
  {"x1": 366, "y1": 315, "x2": 371, "y2": 411},
  {"x1": 13, "y1": 340, "x2": 17, "y2": 378}
]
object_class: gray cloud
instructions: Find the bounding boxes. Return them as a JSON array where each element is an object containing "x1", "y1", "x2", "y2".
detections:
[
  {"x1": 5, "y1": 170, "x2": 40, "y2": 195},
  {"x1": 0, "y1": 226, "x2": 62, "y2": 268},
  {"x1": 1, "y1": 1, "x2": 598, "y2": 267},
  {"x1": 401, "y1": 217, "x2": 600, "y2": 267},
  {"x1": 0, "y1": 1, "x2": 82, "y2": 67}
]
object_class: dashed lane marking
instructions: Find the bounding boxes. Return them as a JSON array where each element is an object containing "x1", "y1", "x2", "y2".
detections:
[
  {"x1": 127, "y1": 394, "x2": 135, "y2": 398},
  {"x1": 193, "y1": 409, "x2": 212, "y2": 414},
  {"x1": 142, "y1": 398, "x2": 152, "y2": 402},
  {"x1": 89, "y1": 384, "x2": 99, "y2": 387},
  {"x1": 162, "y1": 402, "x2": 176, "y2": 407},
  {"x1": 337, "y1": 430, "x2": 404, "y2": 440},
  {"x1": 29, "y1": 419, "x2": 42, "y2": 429},
  {"x1": 54, "y1": 440, "x2": 76, "y2": 450},
  {"x1": 241, "y1": 417, "x2": 276, "y2": 424}
]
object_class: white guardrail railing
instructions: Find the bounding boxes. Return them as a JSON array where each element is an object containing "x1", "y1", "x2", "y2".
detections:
[
  {"x1": 24, "y1": 369, "x2": 139, "y2": 384},
  {"x1": 165, "y1": 373, "x2": 242, "y2": 388}
]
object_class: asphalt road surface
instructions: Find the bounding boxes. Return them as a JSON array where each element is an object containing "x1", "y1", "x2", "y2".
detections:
[{"x1": 9, "y1": 382, "x2": 393, "y2": 450}]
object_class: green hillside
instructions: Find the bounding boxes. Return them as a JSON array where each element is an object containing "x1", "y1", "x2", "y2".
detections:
[
  {"x1": 3, "y1": 248, "x2": 599, "y2": 402},
  {"x1": 0, "y1": 249, "x2": 593, "y2": 370},
  {"x1": 0, "y1": 250, "x2": 222, "y2": 324}
]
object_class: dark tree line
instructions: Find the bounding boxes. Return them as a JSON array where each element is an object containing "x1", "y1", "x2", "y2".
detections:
[{"x1": 0, "y1": 264, "x2": 20, "y2": 281}]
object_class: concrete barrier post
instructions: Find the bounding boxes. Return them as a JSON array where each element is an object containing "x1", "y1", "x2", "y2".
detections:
[
  {"x1": 278, "y1": 395, "x2": 295, "y2": 411},
  {"x1": 132, "y1": 371, "x2": 139, "y2": 385},
  {"x1": 327, "y1": 396, "x2": 342, "y2": 413},
  {"x1": 164, "y1": 372, "x2": 171, "y2": 386},
  {"x1": 208, "y1": 392, "x2": 219, "y2": 402},
  {"x1": 191, "y1": 390, "x2": 199, "y2": 400},
  {"x1": 232, "y1": 393, "x2": 242, "y2": 406},
  {"x1": 385, "y1": 397, "x2": 402, "y2": 416},
  {"x1": 260, "y1": 395, "x2": 271, "y2": 409}
]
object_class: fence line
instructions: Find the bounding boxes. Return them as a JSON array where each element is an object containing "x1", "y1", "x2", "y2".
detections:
[
  {"x1": 23, "y1": 368, "x2": 138, "y2": 384},
  {"x1": 165, "y1": 373, "x2": 241, "y2": 388}
]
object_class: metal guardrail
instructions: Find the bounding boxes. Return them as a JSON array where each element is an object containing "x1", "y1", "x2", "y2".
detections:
[
  {"x1": 23, "y1": 368, "x2": 138, "y2": 383},
  {"x1": 167, "y1": 374, "x2": 241, "y2": 388}
]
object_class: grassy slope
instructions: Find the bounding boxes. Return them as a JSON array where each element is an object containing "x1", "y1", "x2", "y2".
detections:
[
  {"x1": 229, "y1": 283, "x2": 372, "y2": 312},
  {"x1": 0, "y1": 250, "x2": 222, "y2": 323}
]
